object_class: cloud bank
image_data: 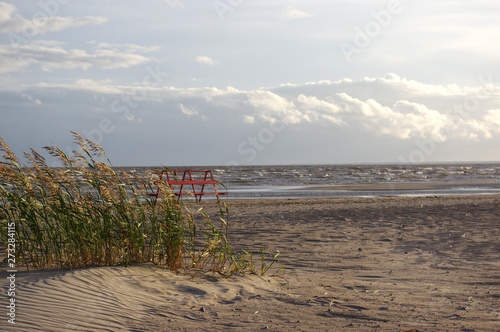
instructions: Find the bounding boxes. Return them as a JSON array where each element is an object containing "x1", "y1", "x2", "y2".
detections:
[
  {"x1": 20, "y1": 74, "x2": 500, "y2": 142},
  {"x1": 2, "y1": 74, "x2": 500, "y2": 165}
]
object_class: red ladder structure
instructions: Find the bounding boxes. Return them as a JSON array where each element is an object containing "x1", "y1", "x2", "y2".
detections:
[{"x1": 149, "y1": 170, "x2": 227, "y2": 203}]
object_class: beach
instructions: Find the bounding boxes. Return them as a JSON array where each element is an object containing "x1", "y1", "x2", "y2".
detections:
[{"x1": 3, "y1": 195, "x2": 500, "y2": 331}]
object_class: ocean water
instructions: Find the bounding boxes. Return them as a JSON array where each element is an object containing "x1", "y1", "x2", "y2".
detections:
[{"x1": 124, "y1": 163, "x2": 500, "y2": 199}]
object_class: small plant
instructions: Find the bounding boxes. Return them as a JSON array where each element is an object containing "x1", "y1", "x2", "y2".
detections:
[
  {"x1": 0, "y1": 132, "x2": 283, "y2": 277},
  {"x1": 260, "y1": 247, "x2": 284, "y2": 276},
  {"x1": 239, "y1": 248, "x2": 284, "y2": 277}
]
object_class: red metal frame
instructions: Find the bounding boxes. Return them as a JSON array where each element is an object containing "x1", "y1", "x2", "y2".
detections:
[{"x1": 149, "y1": 169, "x2": 227, "y2": 203}]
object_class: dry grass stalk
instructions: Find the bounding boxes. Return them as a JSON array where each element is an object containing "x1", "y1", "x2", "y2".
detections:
[{"x1": 0, "y1": 133, "x2": 282, "y2": 276}]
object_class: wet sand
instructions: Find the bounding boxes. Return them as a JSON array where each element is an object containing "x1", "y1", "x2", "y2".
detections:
[
  {"x1": 2, "y1": 195, "x2": 500, "y2": 331},
  {"x1": 302, "y1": 181, "x2": 500, "y2": 191}
]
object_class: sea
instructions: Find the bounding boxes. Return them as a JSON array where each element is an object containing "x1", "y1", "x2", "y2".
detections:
[{"x1": 124, "y1": 163, "x2": 500, "y2": 200}]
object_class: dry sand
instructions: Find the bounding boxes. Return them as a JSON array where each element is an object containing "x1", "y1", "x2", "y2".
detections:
[{"x1": 2, "y1": 195, "x2": 500, "y2": 331}]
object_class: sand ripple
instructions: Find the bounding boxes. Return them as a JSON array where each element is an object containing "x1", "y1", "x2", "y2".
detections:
[{"x1": 8, "y1": 265, "x2": 281, "y2": 331}]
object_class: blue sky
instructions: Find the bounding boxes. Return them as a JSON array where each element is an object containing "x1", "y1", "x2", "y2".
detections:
[{"x1": 1, "y1": 0, "x2": 500, "y2": 166}]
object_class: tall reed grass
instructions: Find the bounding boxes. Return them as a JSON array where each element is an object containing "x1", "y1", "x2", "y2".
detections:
[{"x1": 0, "y1": 132, "x2": 279, "y2": 275}]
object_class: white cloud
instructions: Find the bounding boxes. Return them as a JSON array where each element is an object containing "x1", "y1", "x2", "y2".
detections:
[
  {"x1": 243, "y1": 115, "x2": 255, "y2": 124},
  {"x1": 0, "y1": 2, "x2": 16, "y2": 23},
  {"x1": 280, "y1": 7, "x2": 314, "y2": 21},
  {"x1": 365, "y1": 73, "x2": 468, "y2": 96},
  {"x1": 178, "y1": 103, "x2": 207, "y2": 121},
  {"x1": 247, "y1": 90, "x2": 303, "y2": 124},
  {"x1": 21, "y1": 94, "x2": 41, "y2": 105},
  {"x1": 16, "y1": 75, "x2": 500, "y2": 145},
  {"x1": 0, "y1": 2, "x2": 107, "y2": 36},
  {"x1": 35, "y1": 79, "x2": 160, "y2": 96},
  {"x1": 195, "y1": 56, "x2": 217, "y2": 66},
  {"x1": 121, "y1": 113, "x2": 143, "y2": 123},
  {"x1": 298, "y1": 94, "x2": 341, "y2": 114},
  {"x1": 326, "y1": 92, "x2": 500, "y2": 142},
  {"x1": 60, "y1": 79, "x2": 124, "y2": 94},
  {"x1": 91, "y1": 42, "x2": 160, "y2": 54},
  {"x1": 297, "y1": 94, "x2": 344, "y2": 125},
  {"x1": 248, "y1": 77, "x2": 500, "y2": 142},
  {"x1": 484, "y1": 109, "x2": 500, "y2": 134},
  {"x1": 0, "y1": 41, "x2": 151, "y2": 73},
  {"x1": 178, "y1": 103, "x2": 198, "y2": 116}
]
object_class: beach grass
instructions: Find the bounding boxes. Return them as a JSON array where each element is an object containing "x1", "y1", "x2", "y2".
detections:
[{"x1": 0, "y1": 132, "x2": 281, "y2": 276}]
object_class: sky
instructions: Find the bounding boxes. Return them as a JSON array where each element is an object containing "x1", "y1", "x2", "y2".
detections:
[{"x1": 1, "y1": 0, "x2": 500, "y2": 166}]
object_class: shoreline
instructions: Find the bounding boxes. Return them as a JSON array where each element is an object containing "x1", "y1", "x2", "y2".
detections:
[
  {"x1": 301, "y1": 181, "x2": 500, "y2": 191},
  {"x1": 3, "y1": 195, "x2": 500, "y2": 331},
  {"x1": 225, "y1": 181, "x2": 500, "y2": 200}
]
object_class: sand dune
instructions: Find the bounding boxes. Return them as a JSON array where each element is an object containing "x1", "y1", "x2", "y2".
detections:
[{"x1": 9, "y1": 265, "x2": 283, "y2": 331}]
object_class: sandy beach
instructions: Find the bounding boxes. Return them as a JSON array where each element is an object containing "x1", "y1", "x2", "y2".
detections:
[{"x1": 2, "y1": 195, "x2": 500, "y2": 331}]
